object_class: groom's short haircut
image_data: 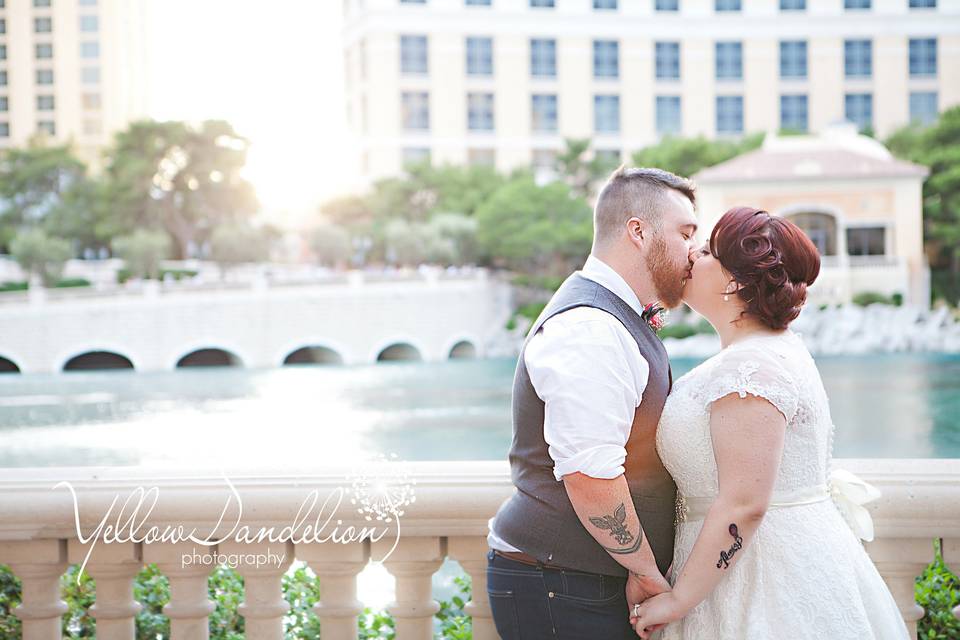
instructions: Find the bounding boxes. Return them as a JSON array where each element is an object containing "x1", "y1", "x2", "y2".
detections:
[{"x1": 593, "y1": 166, "x2": 696, "y2": 247}]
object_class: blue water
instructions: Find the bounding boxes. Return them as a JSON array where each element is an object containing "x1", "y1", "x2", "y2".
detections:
[{"x1": 0, "y1": 353, "x2": 957, "y2": 467}]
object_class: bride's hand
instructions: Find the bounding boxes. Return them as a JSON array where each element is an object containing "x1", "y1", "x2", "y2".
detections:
[{"x1": 632, "y1": 592, "x2": 685, "y2": 639}]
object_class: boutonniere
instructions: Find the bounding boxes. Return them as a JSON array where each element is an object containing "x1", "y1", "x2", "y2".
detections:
[{"x1": 641, "y1": 302, "x2": 667, "y2": 331}]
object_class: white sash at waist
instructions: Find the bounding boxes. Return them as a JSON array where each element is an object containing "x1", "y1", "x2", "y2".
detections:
[{"x1": 678, "y1": 484, "x2": 830, "y2": 523}]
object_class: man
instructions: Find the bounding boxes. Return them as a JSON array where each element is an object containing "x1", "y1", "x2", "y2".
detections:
[{"x1": 486, "y1": 166, "x2": 699, "y2": 639}]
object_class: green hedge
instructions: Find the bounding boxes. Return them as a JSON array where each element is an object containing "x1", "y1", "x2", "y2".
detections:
[
  {"x1": 117, "y1": 268, "x2": 199, "y2": 284},
  {"x1": 0, "y1": 278, "x2": 91, "y2": 292},
  {"x1": 852, "y1": 291, "x2": 904, "y2": 307}
]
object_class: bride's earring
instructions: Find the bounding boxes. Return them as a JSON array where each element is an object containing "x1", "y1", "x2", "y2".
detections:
[{"x1": 723, "y1": 294, "x2": 729, "y2": 302}]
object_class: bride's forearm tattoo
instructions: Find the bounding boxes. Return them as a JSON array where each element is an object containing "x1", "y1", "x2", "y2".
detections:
[
  {"x1": 589, "y1": 502, "x2": 643, "y2": 554},
  {"x1": 716, "y1": 523, "x2": 743, "y2": 569}
]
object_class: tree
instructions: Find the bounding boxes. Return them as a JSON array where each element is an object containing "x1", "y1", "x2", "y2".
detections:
[
  {"x1": 475, "y1": 175, "x2": 592, "y2": 278},
  {"x1": 309, "y1": 223, "x2": 352, "y2": 267},
  {"x1": 9, "y1": 229, "x2": 72, "y2": 287},
  {"x1": 111, "y1": 229, "x2": 171, "y2": 279},
  {"x1": 384, "y1": 219, "x2": 426, "y2": 267},
  {"x1": 209, "y1": 223, "x2": 272, "y2": 273},
  {"x1": 426, "y1": 213, "x2": 480, "y2": 265},
  {"x1": 102, "y1": 120, "x2": 259, "y2": 259},
  {"x1": 630, "y1": 133, "x2": 764, "y2": 180},
  {"x1": 555, "y1": 138, "x2": 621, "y2": 199},
  {"x1": 886, "y1": 106, "x2": 960, "y2": 304}
]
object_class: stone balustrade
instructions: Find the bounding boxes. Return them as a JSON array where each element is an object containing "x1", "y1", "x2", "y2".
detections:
[{"x1": 0, "y1": 458, "x2": 957, "y2": 639}]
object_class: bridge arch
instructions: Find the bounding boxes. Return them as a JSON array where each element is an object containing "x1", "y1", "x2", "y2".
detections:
[
  {"x1": 63, "y1": 350, "x2": 135, "y2": 371},
  {"x1": 372, "y1": 339, "x2": 424, "y2": 363},
  {"x1": 282, "y1": 345, "x2": 345, "y2": 366},
  {"x1": 0, "y1": 356, "x2": 20, "y2": 373},
  {"x1": 175, "y1": 347, "x2": 244, "y2": 368},
  {"x1": 445, "y1": 335, "x2": 481, "y2": 360}
]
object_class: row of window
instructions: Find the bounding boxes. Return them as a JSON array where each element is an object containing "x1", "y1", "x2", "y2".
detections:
[
  {"x1": 29, "y1": 15, "x2": 100, "y2": 33},
  {"x1": 399, "y1": 0, "x2": 937, "y2": 9},
  {"x1": 399, "y1": 36, "x2": 940, "y2": 80},
  {"x1": 0, "y1": 66, "x2": 100, "y2": 86},
  {"x1": 398, "y1": 90, "x2": 939, "y2": 135},
  {"x1": 0, "y1": 94, "x2": 100, "y2": 110},
  {"x1": 0, "y1": 121, "x2": 56, "y2": 138},
  {"x1": 27, "y1": 41, "x2": 100, "y2": 59},
  {"x1": 9, "y1": 0, "x2": 99, "y2": 6}
]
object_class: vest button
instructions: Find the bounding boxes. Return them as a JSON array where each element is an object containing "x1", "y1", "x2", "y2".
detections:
[{"x1": 548, "y1": 591, "x2": 555, "y2": 598}]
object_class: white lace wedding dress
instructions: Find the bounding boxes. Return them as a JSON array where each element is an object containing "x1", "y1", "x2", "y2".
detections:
[{"x1": 656, "y1": 330, "x2": 909, "y2": 639}]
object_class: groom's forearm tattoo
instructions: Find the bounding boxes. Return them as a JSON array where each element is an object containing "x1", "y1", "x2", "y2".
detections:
[
  {"x1": 716, "y1": 523, "x2": 743, "y2": 569},
  {"x1": 589, "y1": 502, "x2": 643, "y2": 554}
]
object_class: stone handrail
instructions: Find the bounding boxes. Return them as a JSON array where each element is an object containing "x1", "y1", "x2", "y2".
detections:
[{"x1": 0, "y1": 458, "x2": 957, "y2": 639}]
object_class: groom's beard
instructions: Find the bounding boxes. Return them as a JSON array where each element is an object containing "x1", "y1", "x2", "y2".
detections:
[{"x1": 646, "y1": 233, "x2": 686, "y2": 308}]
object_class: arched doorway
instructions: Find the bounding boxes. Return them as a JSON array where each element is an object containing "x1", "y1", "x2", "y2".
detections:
[
  {"x1": 283, "y1": 346, "x2": 344, "y2": 366},
  {"x1": 785, "y1": 211, "x2": 837, "y2": 256},
  {"x1": 176, "y1": 348, "x2": 242, "y2": 368},
  {"x1": 63, "y1": 351, "x2": 134, "y2": 371}
]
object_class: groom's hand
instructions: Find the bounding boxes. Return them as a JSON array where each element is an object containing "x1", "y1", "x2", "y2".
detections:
[{"x1": 626, "y1": 570, "x2": 670, "y2": 621}]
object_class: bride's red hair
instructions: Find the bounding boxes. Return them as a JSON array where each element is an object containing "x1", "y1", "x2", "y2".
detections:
[{"x1": 709, "y1": 207, "x2": 821, "y2": 330}]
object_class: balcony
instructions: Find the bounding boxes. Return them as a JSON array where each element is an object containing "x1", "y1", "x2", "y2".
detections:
[{"x1": 0, "y1": 459, "x2": 957, "y2": 639}]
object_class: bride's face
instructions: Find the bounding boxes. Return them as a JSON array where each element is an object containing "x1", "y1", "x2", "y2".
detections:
[{"x1": 682, "y1": 242, "x2": 737, "y2": 317}]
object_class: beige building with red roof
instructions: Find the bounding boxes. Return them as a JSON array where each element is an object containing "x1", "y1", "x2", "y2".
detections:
[{"x1": 693, "y1": 122, "x2": 930, "y2": 306}]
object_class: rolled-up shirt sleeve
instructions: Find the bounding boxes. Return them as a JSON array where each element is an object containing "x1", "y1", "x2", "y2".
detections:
[{"x1": 524, "y1": 308, "x2": 650, "y2": 481}]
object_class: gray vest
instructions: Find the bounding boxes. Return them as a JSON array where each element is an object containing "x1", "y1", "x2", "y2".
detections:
[{"x1": 491, "y1": 273, "x2": 676, "y2": 577}]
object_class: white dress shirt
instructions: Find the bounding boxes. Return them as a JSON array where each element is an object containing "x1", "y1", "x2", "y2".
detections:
[{"x1": 487, "y1": 254, "x2": 651, "y2": 552}]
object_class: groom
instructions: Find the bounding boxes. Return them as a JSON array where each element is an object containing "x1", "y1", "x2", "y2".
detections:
[{"x1": 486, "y1": 166, "x2": 699, "y2": 638}]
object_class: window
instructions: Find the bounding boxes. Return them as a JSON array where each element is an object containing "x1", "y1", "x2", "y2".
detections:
[
  {"x1": 847, "y1": 227, "x2": 885, "y2": 256},
  {"x1": 593, "y1": 40, "x2": 619, "y2": 79},
  {"x1": 909, "y1": 38, "x2": 937, "y2": 77},
  {"x1": 656, "y1": 0, "x2": 679, "y2": 10},
  {"x1": 716, "y1": 96, "x2": 743, "y2": 134},
  {"x1": 0, "y1": 19, "x2": 5, "y2": 35},
  {"x1": 34, "y1": 0, "x2": 51, "y2": 6},
  {"x1": 530, "y1": 0, "x2": 554, "y2": 6},
  {"x1": 401, "y1": 91, "x2": 429, "y2": 130},
  {"x1": 845, "y1": 93, "x2": 872, "y2": 132},
  {"x1": 716, "y1": 0, "x2": 741, "y2": 10},
  {"x1": 656, "y1": 96, "x2": 681, "y2": 134},
  {"x1": 655, "y1": 42, "x2": 680, "y2": 80},
  {"x1": 532, "y1": 94, "x2": 558, "y2": 132},
  {"x1": 82, "y1": 67, "x2": 100, "y2": 84},
  {"x1": 0, "y1": 97, "x2": 7, "y2": 112},
  {"x1": 594, "y1": 0, "x2": 618, "y2": 8},
  {"x1": 780, "y1": 94, "x2": 808, "y2": 132},
  {"x1": 780, "y1": 40, "x2": 807, "y2": 78},
  {"x1": 715, "y1": 42, "x2": 742, "y2": 80},
  {"x1": 402, "y1": 147, "x2": 430, "y2": 166},
  {"x1": 35, "y1": 17, "x2": 53, "y2": 33},
  {"x1": 466, "y1": 37, "x2": 493, "y2": 76},
  {"x1": 37, "y1": 95, "x2": 55, "y2": 111},
  {"x1": 530, "y1": 39, "x2": 556, "y2": 78},
  {"x1": 80, "y1": 0, "x2": 97, "y2": 4},
  {"x1": 36, "y1": 44, "x2": 54, "y2": 59},
  {"x1": 80, "y1": 41, "x2": 99, "y2": 58},
  {"x1": 80, "y1": 15, "x2": 98, "y2": 32},
  {"x1": 400, "y1": 35, "x2": 428, "y2": 75},
  {"x1": 780, "y1": 0, "x2": 805, "y2": 9},
  {"x1": 0, "y1": 46, "x2": 6, "y2": 61},
  {"x1": 909, "y1": 0, "x2": 935, "y2": 7},
  {"x1": 594, "y1": 95, "x2": 620, "y2": 133},
  {"x1": 0, "y1": 123, "x2": 8, "y2": 138},
  {"x1": 845, "y1": 0, "x2": 870, "y2": 8},
  {"x1": 909, "y1": 91, "x2": 938, "y2": 125},
  {"x1": 467, "y1": 92, "x2": 494, "y2": 131},
  {"x1": 468, "y1": 148, "x2": 495, "y2": 166},
  {"x1": 400, "y1": 0, "x2": 426, "y2": 3},
  {"x1": 844, "y1": 39, "x2": 872, "y2": 78},
  {"x1": 0, "y1": 72, "x2": 6, "y2": 87},
  {"x1": 466, "y1": 0, "x2": 492, "y2": 4},
  {"x1": 36, "y1": 69, "x2": 54, "y2": 85},
  {"x1": 82, "y1": 93, "x2": 100, "y2": 109}
]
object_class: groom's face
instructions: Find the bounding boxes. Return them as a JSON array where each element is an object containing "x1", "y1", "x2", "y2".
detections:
[{"x1": 643, "y1": 190, "x2": 698, "y2": 308}]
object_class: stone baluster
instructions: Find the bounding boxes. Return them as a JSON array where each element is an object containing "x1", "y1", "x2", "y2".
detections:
[
  {"x1": 375, "y1": 536, "x2": 444, "y2": 640},
  {"x1": 219, "y1": 540, "x2": 293, "y2": 640},
  {"x1": 297, "y1": 540, "x2": 369, "y2": 639},
  {"x1": 447, "y1": 536, "x2": 496, "y2": 640},
  {"x1": 67, "y1": 540, "x2": 142, "y2": 640},
  {"x1": 865, "y1": 538, "x2": 929, "y2": 637},
  {"x1": 943, "y1": 538, "x2": 960, "y2": 621},
  {"x1": 0, "y1": 540, "x2": 68, "y2": 640},
  {"x1": 143, "y1": 543, "x2": 217, "y2": 640}
]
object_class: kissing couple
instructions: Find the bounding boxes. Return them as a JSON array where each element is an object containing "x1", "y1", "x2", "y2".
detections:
[{"x1": 486, "y1": 166, "x2": 909, "y2": 639}]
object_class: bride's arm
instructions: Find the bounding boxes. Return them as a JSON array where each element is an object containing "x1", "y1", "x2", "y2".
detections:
[{"x1": 632, "y1": 392, "x2": 786, "y2": 637}]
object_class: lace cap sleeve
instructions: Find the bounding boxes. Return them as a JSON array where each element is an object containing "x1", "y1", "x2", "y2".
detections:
[{"x1": 702, "y1": 345, "x2": 800, "y2": 423}]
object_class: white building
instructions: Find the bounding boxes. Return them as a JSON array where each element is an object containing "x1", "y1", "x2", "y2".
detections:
[
  {"x1": 0, "y1": 0, "x2": 149, "y2": 167},
  {"x1": 341, "y1": 0, "x2": 959, "y2": 181},
  {"x1": 694, "y1": 122, "x2": 930, "y2": 306}
]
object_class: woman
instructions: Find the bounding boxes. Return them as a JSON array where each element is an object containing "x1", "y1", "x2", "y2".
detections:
[{"x1": 631, "y1": 207, "x2": 909, "y2": 639}]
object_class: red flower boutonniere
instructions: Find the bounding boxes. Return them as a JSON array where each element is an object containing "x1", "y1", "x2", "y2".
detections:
[{"x1": 641, "y1": 302, "x2": 667, "y2": 332}]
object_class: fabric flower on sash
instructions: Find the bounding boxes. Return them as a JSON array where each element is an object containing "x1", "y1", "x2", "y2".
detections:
[{"x1": 829, "y1": 468, "x2": 882, "y2": 542}]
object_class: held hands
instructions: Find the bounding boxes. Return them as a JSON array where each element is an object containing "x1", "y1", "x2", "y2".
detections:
[
  {"x1": 626, "y1": 571, "x2": 671, "y2": 636},
  {"x1": 631, "y1": 591, "x2": 687, "y2": 639}
]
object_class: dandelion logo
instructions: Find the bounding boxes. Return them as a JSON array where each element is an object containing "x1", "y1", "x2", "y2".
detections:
[{"x1": 347, "y1": 453, "x2": 416, "y2": 561}]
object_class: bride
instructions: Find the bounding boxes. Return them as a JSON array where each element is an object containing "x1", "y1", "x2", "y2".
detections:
[{"x1": 631, "y1": 206, "x2": 909, "y2": 639}]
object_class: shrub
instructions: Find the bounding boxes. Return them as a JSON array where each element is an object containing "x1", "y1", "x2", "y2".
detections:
[
  {"x1": 916, "y1": 539, "x2": 960, "y2": 640},
  {"x1": 852, "y1": 291, "x2": 894, "y2": 307},
  {"x1": 54, "y1": 278, "x2": 91, "y2": 289},
  {"x1": 658, "y1": 323, "x2": 698, "y2": 340}
]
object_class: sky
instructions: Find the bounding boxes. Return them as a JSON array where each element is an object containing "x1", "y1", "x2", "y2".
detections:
[{"x1": 145, "y1": 0, "x2": 357, "y2": 227}]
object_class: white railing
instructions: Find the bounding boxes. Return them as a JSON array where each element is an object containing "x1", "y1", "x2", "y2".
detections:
[{"x1": 0, "y1": 459, "x2": 957, "y2": 639}]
